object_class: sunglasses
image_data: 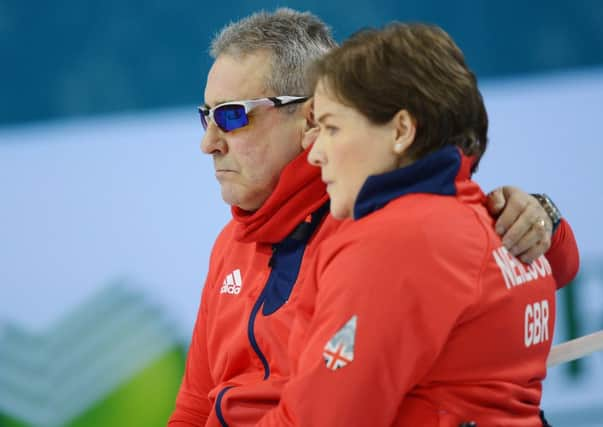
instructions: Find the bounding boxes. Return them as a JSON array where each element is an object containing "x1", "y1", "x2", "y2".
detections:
[{"x1": 198, "y1": 96, "x2": 308, "y2": 133}]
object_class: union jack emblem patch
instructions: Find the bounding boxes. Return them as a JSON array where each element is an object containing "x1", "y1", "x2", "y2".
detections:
[{"x1": 323, "y1": 315, "x2": 357, "y2": 371}]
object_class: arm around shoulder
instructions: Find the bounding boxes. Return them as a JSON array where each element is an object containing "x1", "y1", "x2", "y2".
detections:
[{"x1": 546, "y1": 219, "x2": 580, "y2": 289}]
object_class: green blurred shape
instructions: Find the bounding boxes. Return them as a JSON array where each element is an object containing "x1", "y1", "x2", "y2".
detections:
[
  {"x1": 0, "y1": 412, "x2": 31, "y2": 427},
  {"x1": 65, "y1": 346, "x2": 186, "y2": 427}
]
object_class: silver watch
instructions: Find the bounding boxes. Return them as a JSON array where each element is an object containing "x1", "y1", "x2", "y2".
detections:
[{"x1": 532, "y1": 193, "x2": 562, "y2": 233}]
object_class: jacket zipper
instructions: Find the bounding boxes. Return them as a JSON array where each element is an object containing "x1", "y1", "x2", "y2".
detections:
[
  {"x1": 214, "y1": 205, "x2": 329, "y2": 425},
  {"x1": 215, "y1": 248, "x2": 277, "y2": 425},
  {"x1": 247, "y1": 255, "x2": 274, "y2": 379},
  {"x1": 215, "y1": 385, "x2": 235, "y2": 427}
]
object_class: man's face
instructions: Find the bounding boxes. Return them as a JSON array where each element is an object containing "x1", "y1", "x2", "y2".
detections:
[{"x1": 202, "y1": 51, "x2": 305, "y2": 211}]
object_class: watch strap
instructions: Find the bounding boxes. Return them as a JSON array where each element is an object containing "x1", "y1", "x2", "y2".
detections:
[{"x1": 532, "y1": 193, "x2": 562, "y2": 233}]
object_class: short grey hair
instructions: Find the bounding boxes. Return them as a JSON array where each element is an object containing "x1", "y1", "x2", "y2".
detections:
[{"x1": 210, "y1": 8, "x2": 337, "y2": 96}]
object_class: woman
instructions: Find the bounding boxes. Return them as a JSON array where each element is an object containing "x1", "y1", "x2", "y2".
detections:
[{"x1": 258, "y1": 23, "x2": 579, "y2": 426}]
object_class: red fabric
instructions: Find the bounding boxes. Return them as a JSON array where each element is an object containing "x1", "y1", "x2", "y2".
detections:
[
  {"x1": 169, "y1": 149, "x2": 580, "y2": 426},
  {"x1": 231, "y1": 147, "x2": 329, "y2": 244},
  {"x1": 168, "y1": 149, "x2": 339, "y2": 426},
  {"x1": 545, "y1": 218, "x2": 580, "y2": 288},
  {"x1": 258, "y1": 163, "x2": 562, "y2": 427}
]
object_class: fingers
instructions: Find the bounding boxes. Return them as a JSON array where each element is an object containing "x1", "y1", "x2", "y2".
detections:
[
  {"x1": 520, "y1": 239, "x2": 551, "y2": 265},
  {"x1": 494, "y1": 186, "x2": 528, "y2": 236},
  {"x1": 489, "y1": 186, "x2": 555, "y2": 263},
  {"x1": 508, "y1": 219, "x2": 552, "y2": 263},
  {"x1": 501, "y1": 199, "x2": 550, "y2": 249},
  {"x1": 486, "y1": 187, "x2": 506, "y2": 217},
  {"x1": 508, "y1": 226, "x2": 541, "y2": 257},
  {"x1": 496, "y1": 187, "x2": 553, "y2": 263}
]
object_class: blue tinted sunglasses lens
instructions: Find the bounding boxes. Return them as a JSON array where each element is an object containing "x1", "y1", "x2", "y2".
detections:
[{"x1": 214, "y1": 104, "x2": 249, "y2": 132}]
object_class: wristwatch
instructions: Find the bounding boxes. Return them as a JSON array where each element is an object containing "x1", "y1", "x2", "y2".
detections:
[{"x1": 532, "y1": 193, "x2": 562, "y2": 233}]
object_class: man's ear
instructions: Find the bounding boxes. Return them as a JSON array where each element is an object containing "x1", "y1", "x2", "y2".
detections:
[
  {"x1": 298, "y1": 98, "x2": 318, "y2": 150},
  {"x1": 302, "y1": 98, "x2": 316, "y2": 130},
  {"x1": 392, "y1": 109, "x2": 416, "y2": 155}
]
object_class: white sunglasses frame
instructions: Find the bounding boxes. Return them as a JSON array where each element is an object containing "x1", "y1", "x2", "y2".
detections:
[{"x1": 198, "y1": 95, "x2": 308, "y2": 132}]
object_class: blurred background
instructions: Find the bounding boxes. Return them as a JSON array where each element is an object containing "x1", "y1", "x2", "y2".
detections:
[{"x1": 1, "y1": 1, "x2": 602, "y2": 426}]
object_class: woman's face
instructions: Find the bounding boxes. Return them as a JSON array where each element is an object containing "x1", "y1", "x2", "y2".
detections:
[{"x1": 308, "y1": 81, "x2": 401, "y2": 219}]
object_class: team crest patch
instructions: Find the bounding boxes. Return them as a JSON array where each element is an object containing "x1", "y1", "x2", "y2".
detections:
[{"x1": 323, "y1": 315, "x2": 357, "y2": 371}]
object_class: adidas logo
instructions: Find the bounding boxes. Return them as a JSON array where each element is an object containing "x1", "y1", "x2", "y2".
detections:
[{"x1": 220, "y1": 269, "x2": 242, "y2": 295}]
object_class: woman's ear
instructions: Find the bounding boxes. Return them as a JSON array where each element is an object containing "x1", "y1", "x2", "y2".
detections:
[{"x1": 393, "y1": 109, "x2": 416, "y2": 154}]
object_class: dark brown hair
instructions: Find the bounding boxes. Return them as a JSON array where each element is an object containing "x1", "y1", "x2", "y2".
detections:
[{"x1": 309, "y1": 23, "x2": 488, "y2": 172}]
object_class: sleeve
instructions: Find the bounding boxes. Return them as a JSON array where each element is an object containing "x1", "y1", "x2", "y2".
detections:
[
  {"x1": 545, "y1": 219, "x2": 580, "y2": 289},
  {"x1": 257, "y1": 227, "x2": 480, "y2": 427},
  {"x1": 168, "y1": 277, "x2": 214, "y2": 426}
]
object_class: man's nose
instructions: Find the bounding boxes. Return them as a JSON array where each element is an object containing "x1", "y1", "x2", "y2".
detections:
[{"x1": 201, "y1": 122, "x2": 227, "y2": 155}]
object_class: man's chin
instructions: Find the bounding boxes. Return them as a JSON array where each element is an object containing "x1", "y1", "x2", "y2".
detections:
[{"x1": 221, "y1": 188, "x2": 258, "y2": 212}]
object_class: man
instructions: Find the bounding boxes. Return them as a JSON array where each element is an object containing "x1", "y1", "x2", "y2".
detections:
[{"x1": 169, "y1": 9, "x2": 578, "y2": 427}]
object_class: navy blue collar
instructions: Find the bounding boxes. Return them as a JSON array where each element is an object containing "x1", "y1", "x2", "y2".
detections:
[{"x1": 354, "y1": 146, "x2": 464, "y2": 220}]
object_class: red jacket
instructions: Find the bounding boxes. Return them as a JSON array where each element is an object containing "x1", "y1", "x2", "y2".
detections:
[
  {"x1": 169, "y1": 148, "x2": 579, "y2": 427},
  {"x1": 258, "y1": 147, "x2": 579, "y2": 427}
]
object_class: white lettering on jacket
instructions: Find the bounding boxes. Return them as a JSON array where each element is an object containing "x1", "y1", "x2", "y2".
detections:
[
  {"x1": 525, "y1": 299, "x2": 550, "y2": 347},
  {"x1": 492, "y1": 247, "x2": 552, "y2": 289}
]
